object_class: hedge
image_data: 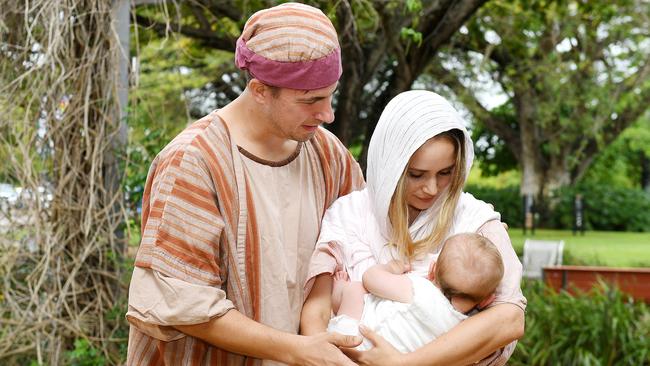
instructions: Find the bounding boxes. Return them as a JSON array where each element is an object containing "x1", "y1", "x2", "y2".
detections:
[{"x1": 465, "y1": 184, "x2": 650, "y2": 232}]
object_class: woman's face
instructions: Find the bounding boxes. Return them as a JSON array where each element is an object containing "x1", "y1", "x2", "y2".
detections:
[{"x1": 405, "y1": 136, "x2": 457, "y2": 217}]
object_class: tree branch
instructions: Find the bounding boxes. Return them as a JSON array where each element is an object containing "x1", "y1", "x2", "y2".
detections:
[
  {"x1": 430, "y1": 61, "x2": 521, "y2": 156},
  {"x1": 134, "y1": 13, "x2": 236, "y2": 51},
  {"x1": 418, "y1": 0, "x2": 488, "y2": 68},
  {"x1": 188, "y1": 2, "x2": 212, "y2": 32}
]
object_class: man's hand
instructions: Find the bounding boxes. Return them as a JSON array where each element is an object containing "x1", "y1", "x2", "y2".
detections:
[
  {"x1": 291, "y1": 332, "x2": 362, "y2": 366},
  {"x1": 343, "y1": 326, "x2": 403, "y2": 366}
]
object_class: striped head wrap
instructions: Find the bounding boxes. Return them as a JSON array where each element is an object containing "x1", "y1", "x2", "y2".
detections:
[{"x1": 235, "y1": 2, "x2": 342, "y2": 90}]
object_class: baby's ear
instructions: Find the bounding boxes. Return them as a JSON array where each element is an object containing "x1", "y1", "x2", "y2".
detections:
[
  {"x1": 428, "y1": 261, "x2": 437, "y2": 281},
  {"x1": 478, "y1": 293, "x2": 496, "y2": 309}
]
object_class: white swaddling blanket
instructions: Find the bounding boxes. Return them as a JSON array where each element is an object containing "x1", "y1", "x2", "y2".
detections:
[{"x1": 327, "y1": 274, "x2": 467, "y2": 353}]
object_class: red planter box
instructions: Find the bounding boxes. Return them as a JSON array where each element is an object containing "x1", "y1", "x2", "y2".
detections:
[{"x1": 543, "y1": 265, "x2": 650, "y2": 303}]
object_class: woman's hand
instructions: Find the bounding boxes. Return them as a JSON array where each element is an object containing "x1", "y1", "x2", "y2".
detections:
[
  {"x1": 343, "y1": 325, "x2": 404, "y2": 366},
  {"x1": 385, "y1": 259, "x2": 411, "y2": 275}
]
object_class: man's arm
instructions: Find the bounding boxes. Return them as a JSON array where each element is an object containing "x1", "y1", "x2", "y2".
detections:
[
  {"x1": 177, "y1": 308, "x2": 361, "y2": 366},
  {"x1": 347, "y1": 303, "x2": 525, "y2": 366},
  {"x1": 362, "y1": 261, "x2": 412, "y2": 303}
]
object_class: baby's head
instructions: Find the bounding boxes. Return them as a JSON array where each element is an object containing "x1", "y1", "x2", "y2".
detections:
[{"x1": 430, "y1": 233, "x2": 504, "y2": 313}]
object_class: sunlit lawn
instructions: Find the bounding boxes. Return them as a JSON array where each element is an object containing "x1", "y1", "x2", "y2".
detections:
[{"x1": 508, "y1": 229, "x2": 650, "y2": 267}]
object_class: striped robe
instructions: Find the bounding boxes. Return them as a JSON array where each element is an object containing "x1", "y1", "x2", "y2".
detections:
[{"x1": 127, "y1": 111, "x2": 364, "y2": 365}]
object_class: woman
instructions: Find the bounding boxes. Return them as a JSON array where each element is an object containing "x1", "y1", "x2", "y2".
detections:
[{"x1": 301, "y1": 90, "x2": 525, "y2": 365}]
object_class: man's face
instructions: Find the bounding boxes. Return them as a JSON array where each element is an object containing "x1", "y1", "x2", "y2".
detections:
[{"x1": 265, "y1": 82, "x2": 337, "y2": 142}]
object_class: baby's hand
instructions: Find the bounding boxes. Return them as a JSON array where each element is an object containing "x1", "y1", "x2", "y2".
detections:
[{"x1": 385, "y1": 259, "x2": 410, "y2": 274}]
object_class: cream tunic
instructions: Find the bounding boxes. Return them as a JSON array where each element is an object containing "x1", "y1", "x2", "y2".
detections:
[{"x1": 239, "y1": 144, "x2": 323, "y2": 366}]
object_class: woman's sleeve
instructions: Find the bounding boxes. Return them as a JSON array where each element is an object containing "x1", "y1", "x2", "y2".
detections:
[
  {"x1": 304, "y1": 194, "x2": 378, "y2": 297},
  {"x1": 478, "y1": 220, "x2": 527, "y2": 311},
  {"x1": 472, "y1": 219, "x2": 526, "y2": 365},
  {"x1": 304, "y1": 238, "x2": 379, "y2": 298}
]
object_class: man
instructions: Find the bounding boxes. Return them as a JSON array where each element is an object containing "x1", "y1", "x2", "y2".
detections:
[{"x1": 126, "y1": 3, "x2": 364, "y2": 365}]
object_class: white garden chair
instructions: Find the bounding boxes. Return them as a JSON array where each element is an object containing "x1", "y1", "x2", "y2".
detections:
[{"x1": 522, "y1": 239, "x2": 565, "y2": 279}]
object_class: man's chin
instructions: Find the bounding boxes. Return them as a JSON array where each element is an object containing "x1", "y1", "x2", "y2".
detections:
[{"x1": 292, "y1": 131, "x2": 317, "y2": 142}]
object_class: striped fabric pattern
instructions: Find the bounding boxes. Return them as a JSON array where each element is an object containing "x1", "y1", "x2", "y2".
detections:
[
  {"x1": 128, "y1": 111, "x2": 364, "y2": 365},
  {"x1": 241, "y1": 2, "x2": 339, "y2": 62}
]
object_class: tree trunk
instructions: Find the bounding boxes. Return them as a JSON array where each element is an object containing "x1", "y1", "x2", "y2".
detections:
[
  {"x1": 358, "y1": 70, "x2": 415, "y2": 171},
  {"x1": 515, "y1": 89, "x2": 544, "y2": 197},
  {"x1": 546, "y1": 148, "x2": 572, "y2": 195},
  {"x1": 332, "y1": 62, "x2": 361, "y2": 146},
  {"x1": 545, "y1": 167, "x2": 572, "y2": 195},
  {"x1": 109, "y1": 0, "x2": 129, "y2": 253}
]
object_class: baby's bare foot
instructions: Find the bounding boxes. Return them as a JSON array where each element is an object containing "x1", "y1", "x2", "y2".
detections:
[{"x1": 331, "y1": 270, "x2": 350, "y2": 314}]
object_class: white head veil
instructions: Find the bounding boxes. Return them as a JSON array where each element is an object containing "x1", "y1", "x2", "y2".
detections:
[
  {"x1": 310, "y1": 90, "x2": 499, "y2": 282},
  {"x1": 366, "y1": 90, "x2": 474, "y2": 241}
]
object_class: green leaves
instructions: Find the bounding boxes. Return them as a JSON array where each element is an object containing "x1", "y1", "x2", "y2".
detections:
[
  {"x1": 66, "y1": 339, "x2": 106, "y2": 366},
  {"x1": 512, "y1": 280, "x2": 650, "y2": 365},
  {"x1": 405, "y1": 0, "x2": 422, "y2": 13},
  {"x1": 399, "y1": 27, "x2": 422, "y2": 47}
]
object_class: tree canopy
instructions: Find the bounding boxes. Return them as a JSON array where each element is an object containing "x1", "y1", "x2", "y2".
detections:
[
  {"x1": 432, "y1": 0, "x2": 650, "y2": 197},
  {"x1": 134, "y1": 0, "x2": 487, "y2": 166}
]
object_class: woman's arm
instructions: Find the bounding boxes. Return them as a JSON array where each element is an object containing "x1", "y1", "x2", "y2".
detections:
[
  {"x1": 347, "y1": 303, "x2": 524, "y2": 366},
  {"x1": 300, "y1": 273, "x2": 334, "y2": 335},
  {"x1": 349, "y1": 220, "x2": 526, "y2": 365},
  {"x1": 402, "y1": 303, "x2": 523, "y2": 365}
]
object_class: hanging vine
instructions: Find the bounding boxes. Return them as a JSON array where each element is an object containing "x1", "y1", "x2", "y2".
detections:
[{"x1": 0, "y1": 1, "x2": 127, "y2": 364}]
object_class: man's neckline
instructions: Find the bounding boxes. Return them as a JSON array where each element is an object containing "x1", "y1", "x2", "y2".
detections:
[{"x1": 237, "y1": 143, "x2": 303, "y2": 167}]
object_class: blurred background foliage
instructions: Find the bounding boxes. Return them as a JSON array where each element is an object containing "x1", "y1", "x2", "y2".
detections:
[{"x1": 2, "y1": 0, "x2": 648, "y2": 364}]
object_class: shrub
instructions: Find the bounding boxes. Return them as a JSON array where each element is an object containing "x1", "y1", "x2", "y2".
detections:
[
  {"x1": 465, "y1": 184, "x2": 650, "y2": 232},
  {"x1": 65, "y1": 339, "x2": 106, "y2": 366},
  {"x1": 511, "y1": 280, "x2": 649, "y2": 365},
  {"x1": 550, "y1": 184, "x2": 650, "y2": 232},
  {"x1": 465, "y1": 184, "x2": 521, "y2": 226}
]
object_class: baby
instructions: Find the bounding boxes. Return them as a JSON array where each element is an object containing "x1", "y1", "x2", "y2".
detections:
[{"x1": 327, "y1": 232, "x2": 504, "y2": 352}]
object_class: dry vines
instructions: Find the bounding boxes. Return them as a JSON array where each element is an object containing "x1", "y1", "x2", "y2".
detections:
[{"x1": 0, "y1": 1, "x2": 127, "y2": 364}]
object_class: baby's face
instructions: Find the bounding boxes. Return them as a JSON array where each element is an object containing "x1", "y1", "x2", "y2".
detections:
[
  {"x1": 449, "y1": 296, "x2": 478, "y2": 314},
  {"x1": 432, "y1": 267, "x2": 482, "y2": 314},
  {"x1": 431, "y1": 277, "x2": 479, "y2": 313}
]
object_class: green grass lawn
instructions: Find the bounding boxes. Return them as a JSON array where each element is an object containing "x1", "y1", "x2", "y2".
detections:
[{"x1": 508, "y1": 229, "x2": 650, "y2": 267}]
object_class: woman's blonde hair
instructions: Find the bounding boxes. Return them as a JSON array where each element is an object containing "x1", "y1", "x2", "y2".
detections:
[{"x1": 387, "y1": 129, "x2": 467, "y2": 260}]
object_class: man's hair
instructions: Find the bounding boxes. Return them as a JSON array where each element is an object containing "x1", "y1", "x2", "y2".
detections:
[
  {"x1": 435, "y1": 233, "x2": 504, "y2": 302},
  {"x1": 244, "y1": 71, "x2": 281, "y2": 98},
  {"x1": 387, "y1": 129, "x2": 467, "y2": 260}
]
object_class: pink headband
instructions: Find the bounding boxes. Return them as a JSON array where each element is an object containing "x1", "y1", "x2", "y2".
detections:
[{"x1": 235, "y1": 37, "x2": 342, "y2": 90}]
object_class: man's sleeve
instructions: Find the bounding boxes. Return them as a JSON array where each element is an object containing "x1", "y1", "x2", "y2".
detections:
[
  {"x1": 127, "y1": 147, "x2": 235, "y2": 341},
  {"x1": 338, "y1": 142, "x2": 365, "y2": 196}
]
